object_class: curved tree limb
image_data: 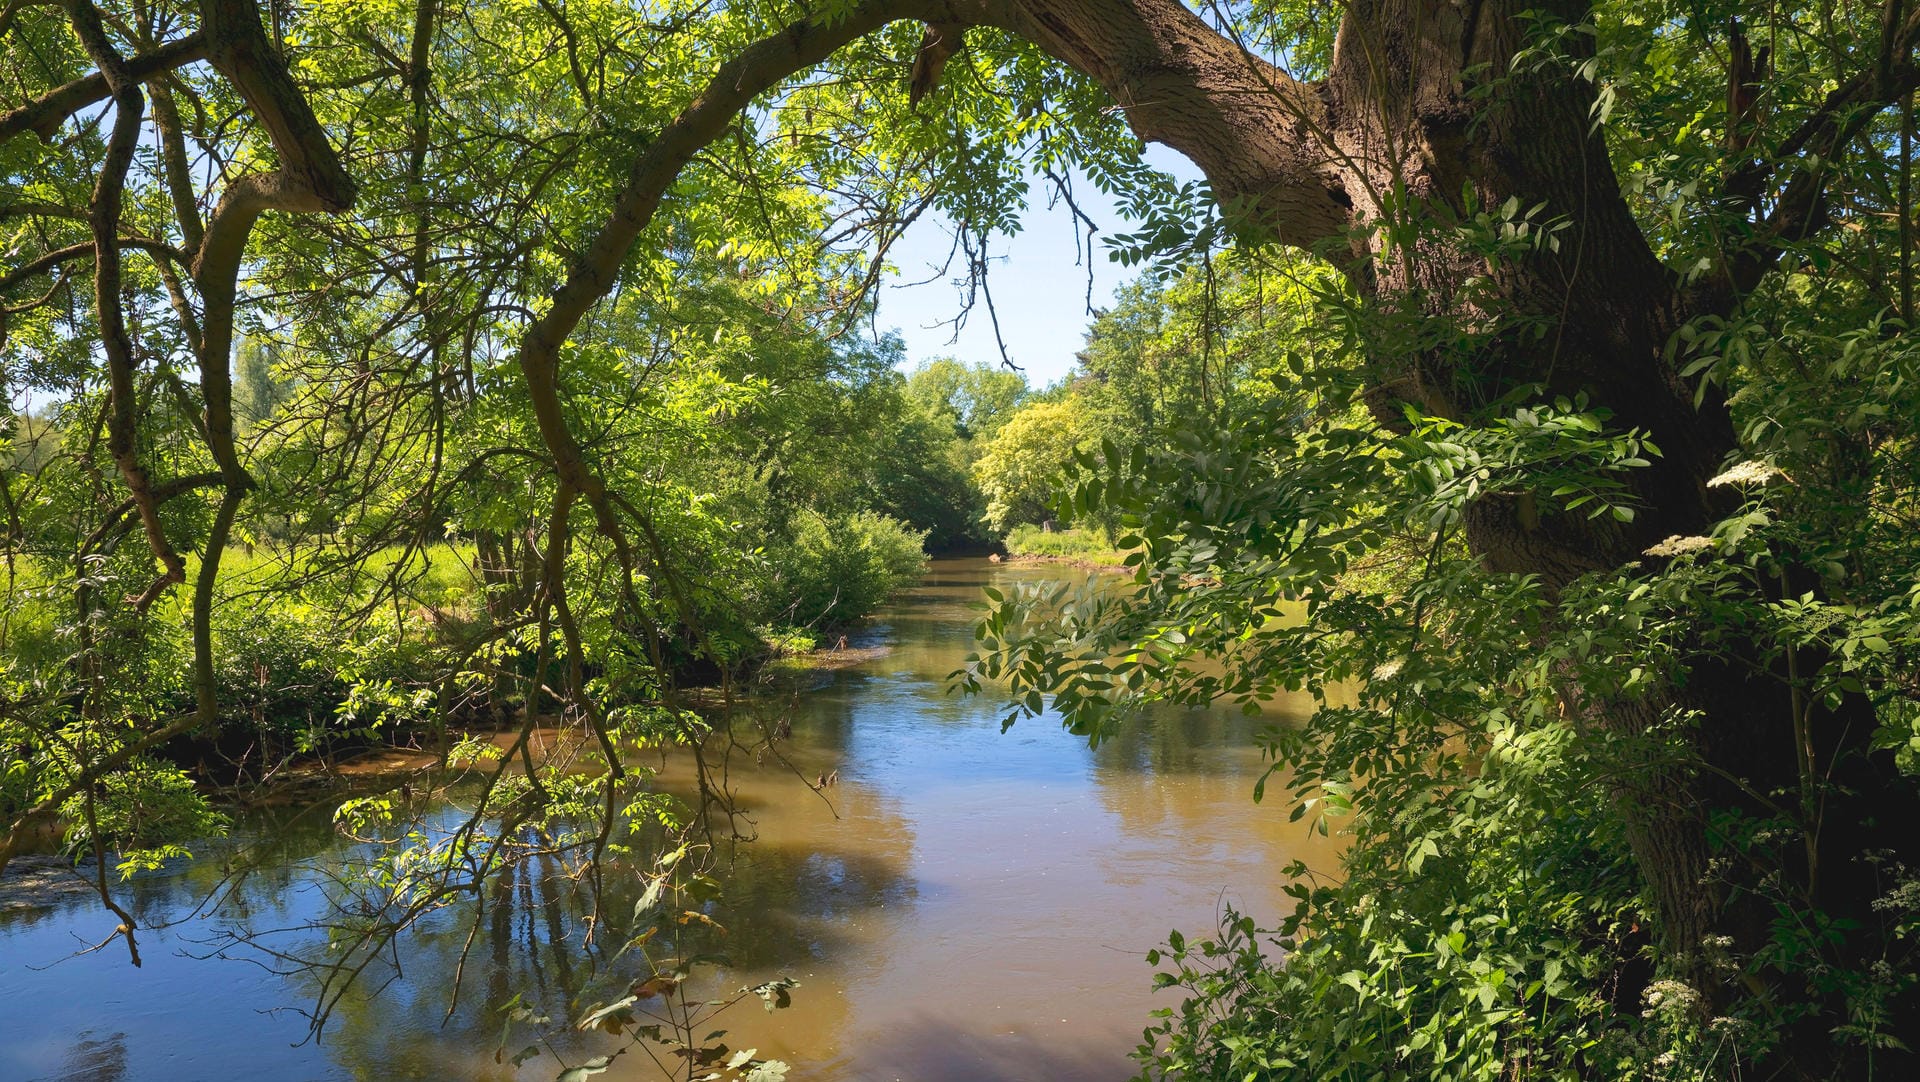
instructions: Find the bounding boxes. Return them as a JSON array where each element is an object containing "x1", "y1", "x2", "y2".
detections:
[
  {"x1": 972, "y1": 0, "x2": 1350, "y2": 246},
  {"x1": 0, "y1": 236, "x2": 189, "y2": 294},
  {"x1": 176, "y1": 0, "x2": 359, "y2": 728},
  {"x1": 0, "y1": 30, "x2": 204, "y2": 144},
  {"x1": 517, "y1": 0, "x2": 934, "y2": 493},
  {"x1": 63, "y1": 0, "x2": 185, "y2": 613},
  {"x1": 147, "y1": 73, "x2": 205, "y2": 253},
  {"x1": 503, "y1": 0, "x2": 1359, "y2": 811},
  {"x1": 1719, "y1": 6, "x2": 1920, "y2": 294}
]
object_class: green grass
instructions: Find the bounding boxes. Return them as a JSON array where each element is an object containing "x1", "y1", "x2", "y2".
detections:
[
  {"x1": 1002, "y1": 525, "x2": 1134, "y2": 565},
  {"x1": 1, "y1": 542, "x2": 482, "y2": 646},
  {"x1": 191, "y1": 541, "x2": 480, "y2": 605}
]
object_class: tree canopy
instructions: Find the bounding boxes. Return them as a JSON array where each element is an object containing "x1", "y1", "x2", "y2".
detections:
[{"x1": 8, "y1": 0, "x2": 1920, "y2": 1076}]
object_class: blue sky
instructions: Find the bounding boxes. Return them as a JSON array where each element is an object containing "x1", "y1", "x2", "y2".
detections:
[{"x1": 868, "y1": 146, "x2": 1203, "y2": 390}]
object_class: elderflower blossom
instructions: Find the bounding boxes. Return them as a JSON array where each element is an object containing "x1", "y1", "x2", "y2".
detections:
[
  {"x1": 1642, "y1": 979, "x2": 1702, "y2": 1017},
  {"x1": 1371, "y1": 657, "x2": 1405, "y2": 681},
  {"x1": 1707, "y1": 460, "x2": 1788, "y2": 488},
  {"x1": 1643, "y1": 535, "x2": 1714, "y2": 558}
]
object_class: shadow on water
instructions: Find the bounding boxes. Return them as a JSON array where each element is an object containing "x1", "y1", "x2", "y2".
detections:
[
  {"x1": 708, "y1": 841, "x2": 917, "y2": 968},
  {"x1": 27, "y1": 1031, "x2": 129, "y2": 1082},
  {"x1": 854, "y1": 1016, "x2": 1137, "y2": 1082}
]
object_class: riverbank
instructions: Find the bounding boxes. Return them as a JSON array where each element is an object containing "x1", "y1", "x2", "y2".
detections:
[
  {"x1": 1000, "y1": 525, "x2": 1135, "y2": 571},
  {"x1": 995, "y1": 551, "x2": 1132, "y2": 573},
  {"x1": 195, "y1": 635, "x2": 897, "y2": 806}
]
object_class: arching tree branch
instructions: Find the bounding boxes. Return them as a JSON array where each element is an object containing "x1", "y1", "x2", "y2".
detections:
[
  {"x1": 63, "y1": 0, "x2": 184, "y2": 614},
  {"x1": 0, "y1": 30, "x2": 204, "y2": 143},
  {"x1": 1721, "y1": 6, "x2": 1920, "y2": 293}
]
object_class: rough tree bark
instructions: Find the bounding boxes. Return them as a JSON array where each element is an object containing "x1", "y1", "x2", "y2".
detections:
[{"x1": 957, "y1": 0, "x2": 1920, "y2": 1073}]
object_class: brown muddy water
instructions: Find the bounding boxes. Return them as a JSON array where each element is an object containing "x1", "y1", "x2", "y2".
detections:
[{"x1": 0, "y1": 559, "x2": 1337, "y2": 1081}]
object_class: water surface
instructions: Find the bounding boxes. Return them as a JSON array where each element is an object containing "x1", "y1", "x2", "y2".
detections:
[{"x1": 0, "y1": 559, "x2": 1334, "y2": 1081}]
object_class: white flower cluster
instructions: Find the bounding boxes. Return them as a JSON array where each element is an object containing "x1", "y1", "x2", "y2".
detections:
[
  {"x1": 1642, "y1": 979, "x2": 1702, "y2": 1018},
  {"x1": 1707, "y1": 460, "x2": 1788, "y2": 488},
  {"x1": 1643, "y1": 534, "x2": 1715, "y2": 558}
]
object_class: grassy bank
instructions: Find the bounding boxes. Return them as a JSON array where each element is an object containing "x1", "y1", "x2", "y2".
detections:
[{"x1": 1001, "y1": 525, "x2": 1134, "y2": 568}]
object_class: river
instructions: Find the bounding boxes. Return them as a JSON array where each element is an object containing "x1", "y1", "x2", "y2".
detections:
[{"x1": 0, "y1": 558, "x2": 1335, "y2": 1081}]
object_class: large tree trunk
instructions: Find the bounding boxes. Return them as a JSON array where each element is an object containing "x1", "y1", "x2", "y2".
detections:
[
  {"x1": 20, "y1": 0, "x2": 1906, "y2": 1065},
  {"x1": 970, "y1": 0, "x2": 1920, "y2": 1073}
]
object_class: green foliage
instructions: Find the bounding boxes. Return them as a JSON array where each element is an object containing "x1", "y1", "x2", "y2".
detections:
[
  {"x1": 206, "y1": 593, "x2": 437, "y2": 752},
  {"x1": 232, "y1": 336, "x2": 295, "y2": 431},
  {"x1": 855, "y1": 363, "x2": 1003, "y2": 551},
  {"x1": 1003, "y1": 524, "x2": 1131, "y2": 563},
  {"x1": 12, "y1": 0, "x2": 1920, "y2": 1070},
  {"x1": 904, "y1": 357, "x2": 1029, "y2": 441},
  {"x1": 973, "y1": 397, "x2": 1098, "y2": 534},
  {"x1": 60, "y1": 760, "x2": 230, "y2": 878},
  {"x1": 964, "y1": 249, "x2": 1920, "y2": 1076},
  {"x1": 1072, "y1": 249, "x2": 1332, "y2": 444},
  {"x1": 757, "y1": 510, "x2": 929, "y2": 630}
]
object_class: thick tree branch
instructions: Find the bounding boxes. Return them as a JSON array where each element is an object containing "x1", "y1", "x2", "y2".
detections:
[
  {"x1": 517, "y1": 0, "x2": 934, "y2": 502},
  {"x1": 0, "y1": 30, "x2": 205, "y2": 144},
  {"x1": 1722, "y1": 7, "x2": 1920, "y2": 293},
  {"x1": 978, "y1": 0, "x2": 1351, "y2": 246},
  {"x1": 173, "y1": 0, "x2": 360, "y2": 728},
  {"x1": 506, "y1": 0, "x2": 962, "y2": 795},
  {"x1": 81, "y1": 471, "x2": 224, "y2": 554},
  {"x1": 64, "y1": 0, "x2": 186, "y2": 612},
  {"x1": 197, "y1": 0, "x2": 356, "y2": 213},
  {"x1": 148, "y1": 74, "x2": 204, "y2": 252}
]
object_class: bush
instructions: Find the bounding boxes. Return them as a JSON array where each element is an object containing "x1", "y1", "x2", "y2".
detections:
[
  {"x1": 210, "y1": 593, "x2": 438, "y2": 755},
  {"x1": 1135, "y1": 732, "x2": 1645, "y2": 1081},
  {"x1": 1003, "y1": 525, "x2": 1131, "y2": 563},
  {"x1": 758, "y1": 510, "x2": 927, "y2": 629}
]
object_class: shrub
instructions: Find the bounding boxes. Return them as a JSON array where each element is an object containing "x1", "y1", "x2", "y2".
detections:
[
  {"x1": 759, "y1": 510, "x2": 927, "y2": 629},
  {"x1": 1003, "y1": 525, "x2": 1131, "y2": 563},
  {"x1": 210, "y1": 594, "x2": 438, "y2": 754}
]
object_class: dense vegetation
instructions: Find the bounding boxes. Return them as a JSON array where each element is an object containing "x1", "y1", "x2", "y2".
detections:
[{"x1": 8, "y1": 0, "x2": 1920, "y2": 1078}]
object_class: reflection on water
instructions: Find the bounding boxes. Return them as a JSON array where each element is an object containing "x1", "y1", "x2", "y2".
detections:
[{"x1": 0, "y1": 559, "x2": 1336, "y2": 1081}]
